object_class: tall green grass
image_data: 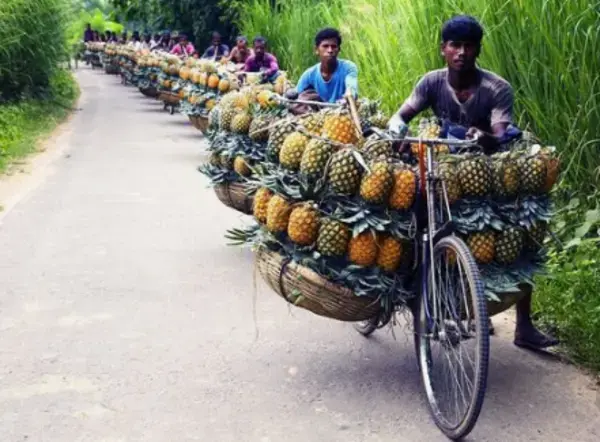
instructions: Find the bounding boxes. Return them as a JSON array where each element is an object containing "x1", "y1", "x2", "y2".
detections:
[
  {"x1": 235, "y1": 0, "x2": 600, "y2": 192},
  {"x1": 0, "y1": 0, "x2": 74, "y2": 101}
]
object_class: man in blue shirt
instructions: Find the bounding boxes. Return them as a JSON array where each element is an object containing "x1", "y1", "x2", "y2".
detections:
[{"x1": 294, "y1": 28, "x2": 358, "y2": 103}]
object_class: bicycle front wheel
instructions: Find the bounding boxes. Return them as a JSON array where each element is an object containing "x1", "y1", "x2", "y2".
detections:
[{"x1": 416, "y1": 235, "x2": 489, "y2": 440}]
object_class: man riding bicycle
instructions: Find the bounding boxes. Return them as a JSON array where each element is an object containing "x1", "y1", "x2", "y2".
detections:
[{"x1": 387, "y1": 15, "x2": 558, "y2": 350}]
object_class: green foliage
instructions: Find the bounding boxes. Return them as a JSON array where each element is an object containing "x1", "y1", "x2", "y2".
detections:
[
  {"x1": 533, "y1": 241, "x2": 600, "y2": 372},
  {"x1": 234, "y1": 0, "x2": 600, "y2": 194},
  {"x1": 110, "y1": 0, "x2": 235, "y2": 48},
  {"x1": 0, "y1": 69, "x2": 79, "y2": 172},
  {"x1": 0, "y1": 0, "x2": 75, "y2": 100}
]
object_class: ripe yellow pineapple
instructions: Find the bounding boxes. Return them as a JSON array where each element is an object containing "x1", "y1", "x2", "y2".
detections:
[
  {"x1": 233, "y1": 156, "x2": 251, "y2": 176},
  {"x1": 491, "y1": 154, "x2": 520, "y2": 199},
  {"x1": 389, "y1": 166, "x2": 417, "y2": 210},
  {"x1": 231, "y1": 112, "x2": 253, "y2": 134},
  {"x1": 279, "y1": 132, "x2": 309, "y2": 170},
  {"x1": 359, "y1": 160, "x2": 393, "y2": 204},
  {"x1": 288, "y1": 204, "x2": 320, "y2": 245},
  {"x1": 317, "y1": 219, "x2": 350, "y2": 257},
  {"x1": 467, "y1": 231, "x2": 496, "y2": 264},
  {"x1": 322, "y1": 113, "x2": 358, "y2": 145},
  {"x1": 267, "y1": 120, "x2": 295, "y2": 161},
  {"x1": 253, "y1": 188, "x2": 273, "y2": 223},
  {"x1": 219, "y1": 106, "x2": 240, "y2": 132},
  {"x1": 376, "y1": 235, "x2": 403, "y2": 272},
  {"x1": 540, "y1": 150, "x2": 560, "y2": 193},
  {"x1": 348, "y1": 232, "x2": 378, "y2": 267},
  {"x1": 266, "y1": 195, "x2": 291, "y2": 233},
  {"x1": 518, "y1": 153, "x2": 547, "y2": 195}
]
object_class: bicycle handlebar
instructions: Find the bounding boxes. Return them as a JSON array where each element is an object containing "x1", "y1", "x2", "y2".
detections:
[{"x1": 367, "y1": 127, "x2": 483, "y2": 150}]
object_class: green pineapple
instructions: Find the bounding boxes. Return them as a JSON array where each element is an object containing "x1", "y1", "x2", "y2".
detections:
[
  {"x1": 491, "y1": 153, "x2": 520, "y2": 199},
  {"x1": 495, "y1": 227, "x2": 524, "y2": 264},
  {"x1": 327, "y1": 149, "x2": 362, "y2": 195},
  {"x1": 437, "y1": 158, "x2": 462, "y2": 204},
  {"x1": 317, "y1": 218, "x2": 350, "y2": 257},
  {"x1": 219, "y1": 106, "x2": 239, "y2": 131},
  {"x1": 361, "y1": 137, "x2": 393, "y2": 161},
  {"x1": 300, "y1": 139, "x2": 334, "y2": 179},
  {"x1": 249, "y1": 115, "x2": 271, "y2": 142},
  {"x1": 518, "y1": 153, "x2": 547, "y2": 195},
  {"x1": 525, "y1": 221, "x2": 547, "y2": 252},
  {"x1": 457, "y1": 155, "x2": 492, "y2": 198}
]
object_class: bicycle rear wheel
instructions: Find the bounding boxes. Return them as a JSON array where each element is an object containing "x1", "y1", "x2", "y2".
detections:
[{"x1": 416, "y1": 235, "x2": 489, "y2": 440}]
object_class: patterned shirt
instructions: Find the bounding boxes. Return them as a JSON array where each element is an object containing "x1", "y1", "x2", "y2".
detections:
[{"x1": 403, "y1": 68, "x2": 513, "y2": 132}]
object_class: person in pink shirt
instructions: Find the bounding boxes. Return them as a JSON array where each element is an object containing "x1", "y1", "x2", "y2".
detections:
[
  {"x1": 170, "y1": 33, "x2": 195, "y2": 58},
  {"x1": 242, "y1": 36, "x2": 280, "y2": 83}
]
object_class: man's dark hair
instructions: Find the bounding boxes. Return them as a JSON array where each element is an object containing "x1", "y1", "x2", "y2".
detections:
[
  {"x1": 211, "y1": 31, "x2": 221, "y2": 39},
  {"x1": 236, "y1": 35, "x2": 248, "y2": 44},
  {"x1": 253, "y1": 36, "x2": 267, "y2": 45},
  {"x1": 315, "y1": 28, "x2": 342, "y2": 47},
  {"x1": 441, "y1": 15, "x2": 484, "y2": 44}
]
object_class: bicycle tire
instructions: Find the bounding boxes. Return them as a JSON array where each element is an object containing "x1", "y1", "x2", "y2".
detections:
[{"x1": 415, "y1": 235, "x2": 489, "y2": 440}]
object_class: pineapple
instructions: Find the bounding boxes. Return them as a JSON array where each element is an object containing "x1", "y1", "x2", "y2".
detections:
[
  {"x1": 525, "y1": 221, "x2": 547, "y2": 252},
  {"x1": 361, "y1": 137, "x2": 393, "y2": 161},
  {"x1": 300, "y1": 139, "x2": 334, "y2": 180},
  {"x1": 369, "y1": 113, "x2": 389, "y2": 129},
  {"x1": 219, "y1": 152, "x2": 233, "y2": 170},
  {"x1": 327, "y1": 149, "x2": 362, "y2": 195},
  {"x1": 317, "y1": 218, "x2": 350, "y2": 257},
  {"x1": 266, "y1": 195, "x2": 291, "y2": 233},
  {"x1": 457, "y1": 155, "x2": 492, "y2": 198},
  {"x1": 249, "y1": 116, "x2": 271, "y2": 142},
  {"x1": 230, "y1": 112, "x2": 252, "y2": 134},
  {"x1": 495, "y1": 227, "x2": 524, "y2": 264},
  {"x1": 219, "y1": 106, "x2": 240, "y2": 132},
  {"x1": 253, "y1": 188, "x2": 273, "y2": 223},
  {"x1": 359, "y1": 160, "x2": 393, "y2": 204},
  {"x1": 279, "y1": 132, "x2": 309, "y2": 170},
  {"x1": 348, "y1": 232, "x2": 378, "y2": 267},
  {"x1": 437, "y1": 160, "x2": 462, "y2": 205},
  {"x1": 233, "y1": 156, "x2": 251, "y2": 176},
  {"x1": 209, "y1": 151, "x2": 221, "y2": 166},
  {"x1": 267, "y1": 121, "x2": 295, "y2": 161},
  {"x1": 389, "y1": 166, "x2": 417, "y2": 210},
  {"x1": 411, "y1": 119, "x2": 448, "y2": 155},
  {"x1": 288, "y1": 204, "x2": 320, "y2": 246},
  {"x1": 467, "y1": 230, "x2": 496, "y2": 264},
  {"x1": 491, "y1": 154, "x2": 520, "y2": 199},
  {"x1": 376, "y1": 235, "x2": 403, "y2": 272},
  {"x1": 322, "y1": 113, "x2": 358, "y2": 145},
  {"x1": 518, "y1": 153, "x2": 547, "y2": 194},
  {"x1": 299, "y1": 112, "x2": 324, "y2": 136}
]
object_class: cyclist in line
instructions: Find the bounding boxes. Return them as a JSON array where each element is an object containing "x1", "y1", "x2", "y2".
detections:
[{"x1": 387, "y1": 15, "x2": 558, "y2": 350}]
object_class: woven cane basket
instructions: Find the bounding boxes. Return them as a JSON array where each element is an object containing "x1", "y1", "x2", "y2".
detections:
[
  {"x1": 158, "y1": 92, "x2": 180, "y2": 105},
  {"x1": 256, "y1": 248, "x2": 382, "y2": 322},
  {"x1": 213, "y1": 182, "x2": 255, "y2": 214},
  {"x1": 189, "y1": 115, "x2": 210, "y2": 134}
]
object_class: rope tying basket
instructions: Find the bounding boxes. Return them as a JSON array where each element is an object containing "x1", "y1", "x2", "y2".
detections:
[
  {"x1": 213, "y1": 182, "x2": 255, "y2": 214},
  {"x1": 189, "y1": 115, "x2": 209, "y2": 134},
  {"x1": 256, "y1": 248, "x2": 382, "y2": 322},
  {"x1": 158, "y1": 91, "x2": 180, "y2": 105}
]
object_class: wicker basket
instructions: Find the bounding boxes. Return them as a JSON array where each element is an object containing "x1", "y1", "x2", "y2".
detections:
[
  {"x1": 139, "y1": 86, "x2": 159, "y2": 98},
  {"x1": 213, "y1": 182, "x2": 255, "y2": 215},
  {"x1": 189, "y1": 115, "x2": 210, "y2": 134},
  {"x1": 158, "y1": 91, "x2": 181, "y2": 105},
  {"x1": 256, "y1": 248, "x2": 382, "y2": 322}
]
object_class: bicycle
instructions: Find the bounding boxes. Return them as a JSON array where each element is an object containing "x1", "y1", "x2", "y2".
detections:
[{"x1": 354, "y1": 128, "x2": 490, "y2": 440}]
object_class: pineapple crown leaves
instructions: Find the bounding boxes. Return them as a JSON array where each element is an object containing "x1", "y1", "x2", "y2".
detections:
[
  {"x1": 514, "y1": 195, "x2": 553, "y2": 229},
  {"x1": 452, "y1": 199, "x2": 507, "y2": 233},
  {"x1": 224, "y1": 224, "x2": 261, "y2": 246}
]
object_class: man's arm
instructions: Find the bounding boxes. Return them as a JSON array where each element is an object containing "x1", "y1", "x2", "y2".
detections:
[
  {"x1": 263, "y1": 55, "x2": 279, "y2": 77},
  {"x1": 387, "y1": 75, "x2": 431, "y2": 134},
  {"x1": 343, "y1": 61, "x2": 358, "y2": 98}
]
